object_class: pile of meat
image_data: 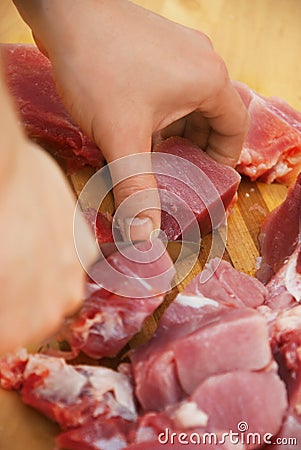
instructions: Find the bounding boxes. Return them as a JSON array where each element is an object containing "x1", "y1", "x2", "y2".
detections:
[
  {"x1": 1, "y1": 43, "x2": 301, "y2": 450},
  {"x1": 2, "y1": 44, "x2": 301, "y2": 184},
  {"x1": 1, "y1": 174, "x2": 301, "y2": 449}
]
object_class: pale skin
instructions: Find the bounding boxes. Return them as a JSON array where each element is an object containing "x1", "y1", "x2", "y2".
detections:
[{"x1": 0, "y1": 0, "x2": 248, "y2": 353}]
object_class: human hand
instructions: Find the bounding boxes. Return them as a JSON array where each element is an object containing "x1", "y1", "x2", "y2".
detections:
[
  {"x1": 14, "y1": 0, "x2": 248, "y2": 240},
  {"x1": 0, "y1": 67, "x2": 97, "y2": 353},
  {"x1": 0, "y1": 138, "x2": 97, "y2": 354}
]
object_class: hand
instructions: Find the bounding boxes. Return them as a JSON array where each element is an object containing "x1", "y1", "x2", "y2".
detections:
[
  {"x1": 14, "y1": 0, "x2": 248, "y2": 240},
  {"x1": 0, "y1": 132, "x2": 97, "y2": 353}
]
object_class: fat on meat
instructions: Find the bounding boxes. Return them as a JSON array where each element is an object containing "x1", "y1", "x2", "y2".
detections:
[
  {"x1": 234, "y1": 81, "x2": 301, "y2": 184},
  {"x1": 257, "y1": 174, "x2": 301, "y2": 284},
  {"x1": 264, "y1": 243, "x2": 301, "y2": 312},
  {"x1": 153, "y1": 137, "x2": 241, "y2": 240},
  {"x1": 0, "y1": 351, "x2": 136, "y2": 432},
  {"x1": 1, "y1": 43, "x2": 104, "y2": 174},
  {"x1": 58, "y1": 239, "x2": 175, "y2": 359}
]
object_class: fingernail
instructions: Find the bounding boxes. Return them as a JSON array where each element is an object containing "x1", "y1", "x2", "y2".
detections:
[{"x1": 118, "y1": 217, "x2": 155, "y2": 241}]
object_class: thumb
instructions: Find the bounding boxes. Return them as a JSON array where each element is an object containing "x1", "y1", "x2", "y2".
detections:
[{"x1": 101, "y1": 134, "x2": 161, "y2": 241}]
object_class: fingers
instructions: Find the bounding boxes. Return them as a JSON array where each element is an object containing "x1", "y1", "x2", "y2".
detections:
[
  {"x1": 196, "y1": 67, "x2": 249, "y2": 167},
  {"x1": 96, "y1": 125, "x2": 161, "y2": 241}
]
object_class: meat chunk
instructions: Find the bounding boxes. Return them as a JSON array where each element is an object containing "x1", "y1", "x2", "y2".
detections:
[
  {"x1": 234, "y1": 81, "x2": 301, "y2": 184},
  {"x1": 153, "y1": 137, "x2": 241, "y2": 240},
  {"x1": 1, "y1": 43, "x2": 104, "y2": 173},
  {"x1": 131, "y1": 307, "x2": 272, "y2": 411},
  {"x1": 191, "y1": 370, "x2": 287, "y2": 449},
  {"x1": 0, "y1": 351, "x2": 136, "y2": 428},
  {"x1": 257, "y1": 174, "x2": 301, "y2": 284},
  {"x1": 59, "y1": 239, "x2": 175, "y2": 359}
]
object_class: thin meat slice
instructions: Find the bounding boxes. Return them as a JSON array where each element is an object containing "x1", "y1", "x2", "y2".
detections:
[
  {"x1": 257, "y1": 173, "x2": 301, "y2": 284},
  {"x1": 131, "y1": 307, "x2": 272, "y2": 411},
  {"x1": 153, "y1": 137, "x2": 241, "y2": 240},
  {"x1": 59, "y1": 239, "x2": 175, "y2": 359},
  {"x1": 1, "y1": 43, "x2": 104, "y2": 173},
  {"x1": 234, "y1": 81, "x2": 301, "y2": 184},
  {"x1": 160, "y1": 257, "x2": 267, "y2": 330},
  {"x1": 176, "y1": 257, "x2": 266, "y2": 310}
]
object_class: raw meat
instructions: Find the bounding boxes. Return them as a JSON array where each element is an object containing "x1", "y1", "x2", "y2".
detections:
[
  {"x1": 0, "y1": 351, "x2": 137, "y2": 425},
  {"x1": 83, "y1": 209, "x2": 114, "y2": 243},
  {"x1": 257, "y1": 173, "x2": 301, "y2": 284},
  {"x1": 130, "y1": 256, "x2": 271, "y2": 411},
  {"x1": 234, "y1": 81, "x2": 301, "y2": 184},
  {"x1": 153, "y1": 137, "x2": 241, "y2": 240},
  {"x1": 1, "y1": 43, "x2": 104, "y2": 174},
  {"x1": 0, "y1": 351, "x2": 136, "y2": 450},
  {"x1": 265, "y1": 244, "x2": 301, "y2": 311},
  {"x1": 58, "y1": 238, "x2": 175, "y2": 359},
  {"x1": 191, "y1": 370, "x2": 287, "y2": 447},
  {"x1": 131, "y1": 306, "x2": 271, "y2": 411}
]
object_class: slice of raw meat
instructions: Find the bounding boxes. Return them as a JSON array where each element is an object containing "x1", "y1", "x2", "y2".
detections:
[
  {"x1": 1, "y1": 43, "x2": 104, "y2": 174},
  {"x1": 234, "y1": 81, "x2": 301, "y2": 184},
  {"x1": 257, "y1": 173, "x2": 301, "y2": 284},
  {"x1": 160, "y1": 257, "x2": 267, "y2": 330},
  {"x1": 131, "y1": 307, "x2": 272, "y2": 411},
  {"x1": 58, "y1": 238, "x2": 175, "y2": 359},
  {"x1": 153, "y1": 137, "x2": 241, "y2": 240}
]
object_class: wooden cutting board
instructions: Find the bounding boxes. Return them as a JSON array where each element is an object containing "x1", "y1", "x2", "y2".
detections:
[{"x1": 0, "y1": 1, "x2": 299, "y2": 449}]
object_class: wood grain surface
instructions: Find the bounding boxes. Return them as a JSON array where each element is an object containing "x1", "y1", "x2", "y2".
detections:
[{"x1": 0, "y1": 1, "x2": 299, "y2": 449}]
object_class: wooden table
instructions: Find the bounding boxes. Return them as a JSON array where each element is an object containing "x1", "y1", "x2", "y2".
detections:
[{"x1": 0, "y1": 1, "x2": 299, "y2": 449}]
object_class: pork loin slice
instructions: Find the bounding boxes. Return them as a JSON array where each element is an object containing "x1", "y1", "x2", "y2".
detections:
[
  {"x1": 153, "y1": 137, "x2": 241, "y2": 240},
  {"x1": 59, "y1": 239, "x2": 175, "y2": 359},
  {"x1": 257, "y1": 173, "x2": 301, "y2": 284},
  {"x1": 0, "y1": 351, "x2": 136, "y2": 430},
  {"x1": 234, "y1": 81, "x2": 301, "y2": 184},
  {"x1": 131, "y1": 308, "x2": 272, "y2": 411},
  {"x1": 1, "y1": 43, "x2": 104, "y2": 174},
  {"x1": 192, "y1": 370, "x2": 287, "y2": 449}
]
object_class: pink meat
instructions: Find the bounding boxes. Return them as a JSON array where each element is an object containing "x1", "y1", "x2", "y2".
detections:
[
  {"x1": 266, "y1": 329, "x2": 301, "y2": 448},
  {"x1": 234, "y1": 81, "x2": 301, "y2": 184},
  {"x1": 59, "y1": 239, "x2": 175, "y2": 359},
  {"x1": 192, "y1": 370, "x2": 287, "y2": 449},
  {"x1": 160, "y1": 257, "x2": 267, "y2": 330},
  {"x1": 131, "y1": 307, "x2": 272, "y2": 411},
  {"x1": 257, "y1": 174, "x2": 301, "y2": 284},
  {"x1": 1, "y1": 43, "x2": 104, "y2": 174},
  {"x1": 153, "y1": 137, "x2": 241, "y2": 240}
]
